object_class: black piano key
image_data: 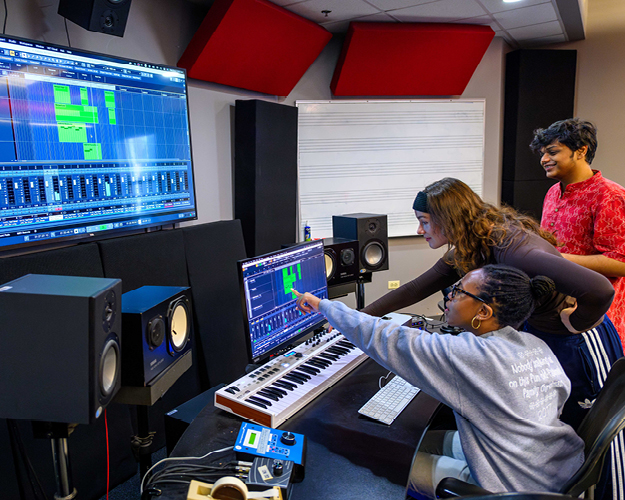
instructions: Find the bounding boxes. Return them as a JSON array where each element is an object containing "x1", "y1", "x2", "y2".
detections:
[
  {"x1": 248, "y1": 395, "x2": 272, "y2": 406},
  {"x1": 274, "y1": 380, "x2": 296, "y2": 390},
  {"x1": 257, "y1": 390, "x2": 280, "y2": 401},
  {"x1": 327, "y1": 346, "x2": 348, "y2": 355},
  {"x1": 337, "y1": 340, "x2": 355, "y2": 349},
  {"x1": 287, "y1": 371, "x2": 309, "y2": 382},
  {"x1": 283, "y1": 373, "x2": 305, "y2": 385},
  {"x1": 310, "y1": 357, "x2": 331, "y2": 368},
  {"x1": 268, "y1": 385, "x2": 288, "y2": 396},
  {"x1": 246, "y1": 398, "x2": 267, "y2": 409},
  {"x1": 304, "y1": 360, "x2": 326, "y2": 371},
  {"x1": 262, "y1": 387, "x2": 285, "y2": 398},
  {"x1": 297, "y1": 364, "x2": 319, "y2": 375},
  {"x1": 292, "y1": 369, "x2": 311, "y2": 380},
  {"x1": 318, "y1": 352, "x2": 339, "y2": 362}
]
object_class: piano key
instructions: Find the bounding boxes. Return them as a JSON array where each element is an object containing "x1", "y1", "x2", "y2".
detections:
[
  {"x1": 257, "y1": 390, "x2": 280, "y2": 401},
  {"x1": 248, "y1": 395, "x2": 272, "y2": 406},
  {"x1": 274, "y1": 380, "x2": 296, "y2": 391}
]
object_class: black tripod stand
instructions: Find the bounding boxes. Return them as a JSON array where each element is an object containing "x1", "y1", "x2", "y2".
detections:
[{"x1": 32, "y1": 422, "x2": 78, "y2": 500}]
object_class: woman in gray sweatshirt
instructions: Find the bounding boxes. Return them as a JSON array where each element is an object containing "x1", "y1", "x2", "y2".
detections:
[{"x1": 294, "y1": 264, "x2": 584, "y2": 498}]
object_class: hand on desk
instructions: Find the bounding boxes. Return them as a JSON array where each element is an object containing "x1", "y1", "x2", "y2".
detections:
[{"x1": 293, "y1": 289, "x2": 322, "y2": 314}]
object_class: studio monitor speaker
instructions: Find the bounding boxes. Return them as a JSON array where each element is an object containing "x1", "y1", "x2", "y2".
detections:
[
  {"x1": 323, "y1": 237, "x2": 359, "y2": 287},
  {"x1": 332, "y1": 213, "x2": 389, "y2": 273},
  {"x1": 0, "y1": 274, "x2": 122, "y2": 424},
  {"x1": 58, "y1": 0, "x2": 133, "y2": 37},
  {"x1": 121, "y1": 286, "x2": 192, "y2": 387}
]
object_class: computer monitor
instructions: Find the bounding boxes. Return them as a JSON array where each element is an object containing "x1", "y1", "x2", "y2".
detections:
[
  {"x1": 239, "y1": 240, "x2": 328, "y2": 364},
  {"x1": 0, "y1": 35, "x2": 197, "y2": 253}
]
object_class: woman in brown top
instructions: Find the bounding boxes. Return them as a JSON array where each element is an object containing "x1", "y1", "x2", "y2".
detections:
[{"x1": 362, "y1": 177, "x2": 622, "y2": 431}]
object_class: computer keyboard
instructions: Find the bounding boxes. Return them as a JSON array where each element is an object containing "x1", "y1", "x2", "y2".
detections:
[{"x1": 358, "y1": 375, "x2": 420, "y2": 425}]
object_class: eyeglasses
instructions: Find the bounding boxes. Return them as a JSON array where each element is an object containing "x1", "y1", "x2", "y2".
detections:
[{"x1": 449, "y1": 283, "x2": 490, "y2": 304}]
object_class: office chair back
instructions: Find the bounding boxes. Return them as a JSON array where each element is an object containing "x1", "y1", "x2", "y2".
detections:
[
  {"x1": 560, "y1": 356, "x2": 625, "y2": 497},
  {"x1": 436, "y1": 357, "x2": 625, "y2": 500}
]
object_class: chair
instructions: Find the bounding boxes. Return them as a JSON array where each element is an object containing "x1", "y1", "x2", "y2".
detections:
[{"x1": 436, "y1": 357, "x2": 625, "y2": 500}]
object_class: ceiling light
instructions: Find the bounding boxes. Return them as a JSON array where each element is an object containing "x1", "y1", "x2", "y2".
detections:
[{"x1": 503, "y1": 0, "x2": 523, "y2": 2}]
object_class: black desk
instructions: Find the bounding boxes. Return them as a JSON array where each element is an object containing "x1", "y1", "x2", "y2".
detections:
[{"x1": 154, "y1": 358, "x2": 448, "y2": 500}]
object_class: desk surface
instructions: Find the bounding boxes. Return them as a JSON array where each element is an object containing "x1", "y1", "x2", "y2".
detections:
[{"x1": 153, "y1": 358, "x2": 446, "y2": 500}]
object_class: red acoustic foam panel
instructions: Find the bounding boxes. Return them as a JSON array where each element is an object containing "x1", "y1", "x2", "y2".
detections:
[
  {"x1": 330, "y1": 23, "x2": 495, "y2": 96},
  {"x1": 178, "y1": 0, "x2": 332, "y2": 96}
]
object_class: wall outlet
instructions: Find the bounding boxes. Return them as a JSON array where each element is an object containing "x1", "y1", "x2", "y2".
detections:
[{"x1": 388, "y1": 280, "x2": 400, "y2": 289}]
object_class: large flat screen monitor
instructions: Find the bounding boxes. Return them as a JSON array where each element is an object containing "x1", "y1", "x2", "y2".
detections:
[
  {"x1": 239, "y1": 240, "x2": 328, "y2": 364},
  {"x1": 0, "y1": 35, "x2": 197, "y2": 253}
]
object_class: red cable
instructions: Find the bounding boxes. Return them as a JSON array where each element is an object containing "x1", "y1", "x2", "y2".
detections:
[{"x1": 105, "y1": 408, "x2": 110, "y2": 500}]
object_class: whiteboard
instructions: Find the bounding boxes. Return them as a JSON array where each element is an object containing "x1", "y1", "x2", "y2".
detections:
[{"x1": 296, "y1": 99, "x2": 485, "y2": 239}]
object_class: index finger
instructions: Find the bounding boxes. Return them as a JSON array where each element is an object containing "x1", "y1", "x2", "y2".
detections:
[{"x1": 292, "y1": 289, "x2": 302, "y2": 297}]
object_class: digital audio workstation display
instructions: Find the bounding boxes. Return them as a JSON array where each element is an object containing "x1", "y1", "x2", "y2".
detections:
[
  {"x1": 0, "y1": 35, "x2": 197, "y2": 251},
  {"x1": 239, "y1": 241, "x2": 328, "y2": 363}
]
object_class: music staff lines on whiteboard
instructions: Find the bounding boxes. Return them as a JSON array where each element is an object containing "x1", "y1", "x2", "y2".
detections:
[
  {"x1": 299, "y1": 136, "x2": 483, "y2": 153},
  {"x1": 299, "y1": 161, "x2": 482, "y2": 179},
  {"x1": 301, "y1": 189, "x2": 420, "y2": 204},
  {"x1": 299, "y1": 111, "x2": 483, "y2": 127}
]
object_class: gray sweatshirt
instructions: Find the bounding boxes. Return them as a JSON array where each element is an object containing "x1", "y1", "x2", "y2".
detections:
[{"x1": 320, "y1": 299, "x2": 584, "y2": 493}]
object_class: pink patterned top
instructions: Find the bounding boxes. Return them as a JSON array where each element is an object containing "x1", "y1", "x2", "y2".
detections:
[{"x1": 541, "y1": 170, "x2": 625, "y2": 343}]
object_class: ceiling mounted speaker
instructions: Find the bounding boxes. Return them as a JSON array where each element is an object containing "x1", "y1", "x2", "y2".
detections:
[
  {"x1": 58, "y1": 0, "x2": 133, "y2": 37},
  {"x1": 178, "y1": 0, "x2": 332, "y2": 96},
  {"x1": 331, "y1": 22, "x2": 495, "y2": 96}
]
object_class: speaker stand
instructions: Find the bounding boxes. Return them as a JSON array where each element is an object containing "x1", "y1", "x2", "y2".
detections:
[
  {"x1": 32, "y1": 422, "x2": 77, "y2": 500},
  {"x1": 356, "y1": 276, "x2": 366, "y2": 310}
]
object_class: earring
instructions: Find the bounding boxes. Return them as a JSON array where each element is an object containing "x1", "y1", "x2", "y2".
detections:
[{"x1": 471, "y1": 316, "x2": 481, "y2": 329}]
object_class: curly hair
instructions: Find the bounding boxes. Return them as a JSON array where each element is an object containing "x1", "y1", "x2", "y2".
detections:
[
  {"x1": 422, "y1": 178, "x2": 557, "y2": 274},
  {"x1": 529, "y1": 118, "x2": 598, "y2": 164},
  {"x1": 476, "y1": 265, "x2": 556, "y2": 329}
]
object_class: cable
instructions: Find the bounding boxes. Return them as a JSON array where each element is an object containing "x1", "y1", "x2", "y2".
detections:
[
  {"x1": 64, "y1": 17, "x2": 71, "y2": 48},
  {"x1": 140, "y1": 445, "x2": 234, "y2": 494},
  {"x1": 379, "y1": 371, "x2": 393, "y2": 389},
  {"x1": 3, "y1": 0, "x2": 7, "y2": 35},
  {"x1": 105, "y1": 409, "x2": 110, "y2": 500}
]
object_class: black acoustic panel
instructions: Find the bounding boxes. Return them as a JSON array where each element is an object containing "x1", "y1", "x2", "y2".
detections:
[
  {"x1": 98, "y1": 230, "x2": 190, "y2": 293},
  {"x1": 98, "y1": 229, "x2": 200, "y2": 451},
  {"x1": 501, "y1": 179, "x2": 556, "y2": 221},
  {"x1": 58, "y1": 0, "x2": 133, "y2": 37},
  {"x1": 0, "y1": 274, "x2": 122, "y2": 424},
  {"x1": 182, "y1": 221, "x2": 249, "y2": 386},
  {"x1": 0, "y1": 243, "x2": 104, "y2": 285},
  {"x1": 235, "y1": 99, "x2": 298, "y2": 257},
  {"x1": 502, "y1": 49, "x2": 577, "y2": 183}
]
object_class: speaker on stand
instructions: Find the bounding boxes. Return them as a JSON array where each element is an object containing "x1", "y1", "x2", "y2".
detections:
[
  {"x1": 116, "y1": 285, "x2": 193, "y2": 477},
  {"x1": 0, "y1": 273, "x2": 122, "y2": 500},
  {"x1": 323, "y1": 237, "x2": 360, "y2": 299},
  {"x1": 332, "y1": 213, "x2": 389, "y2": 309}
]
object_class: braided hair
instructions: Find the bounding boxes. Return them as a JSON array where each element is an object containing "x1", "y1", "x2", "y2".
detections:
[{"x1": 476, "y1": 264, "x2": 556, "y2": 329}]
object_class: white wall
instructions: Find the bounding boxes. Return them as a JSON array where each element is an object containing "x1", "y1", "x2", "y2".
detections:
[{"x1": 7, "y1": 0, "x2": 507, "y2": 314}]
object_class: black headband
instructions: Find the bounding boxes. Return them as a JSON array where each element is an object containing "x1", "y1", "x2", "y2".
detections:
[{"x1": 413, "y1": 191, "x2": 428, "y2": 212}]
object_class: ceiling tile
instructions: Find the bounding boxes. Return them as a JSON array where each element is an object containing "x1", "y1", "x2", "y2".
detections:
[
  {"x1": 451, "y1": 15, "x2": 502, "y2": 32},
  {"x1": 493, "y1": 2, "x2": 558, "y2": 30},
  {"x1": 388, "y1": 0, "x2": 488, "y2": 23},
  {"x1": 285, "y1": 0, "x2": 381, "y2": 24},
  {"x1": 479, "y1": 0, "x2": 552, "y2": 15},
  {"x1": 364, "y1": 0, "x2": 438, "y2": 11},
  {"x1": 321, "y1": 12, "x2": 397, "y2": 32},
  {"x1": 506, "y1": 20, "x2": 563, "y2": 40},
  {"x1": 270, "y1": 0, "x2": 311, "y2": 6}
]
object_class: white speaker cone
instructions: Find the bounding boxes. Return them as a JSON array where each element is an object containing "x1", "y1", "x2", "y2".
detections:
[
  {"x1": 169, "y1": 300, "x2": 190, "y2": 352},
  {"x1": 325, "y1": 253, "x2": 336, "y2": 279}
]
